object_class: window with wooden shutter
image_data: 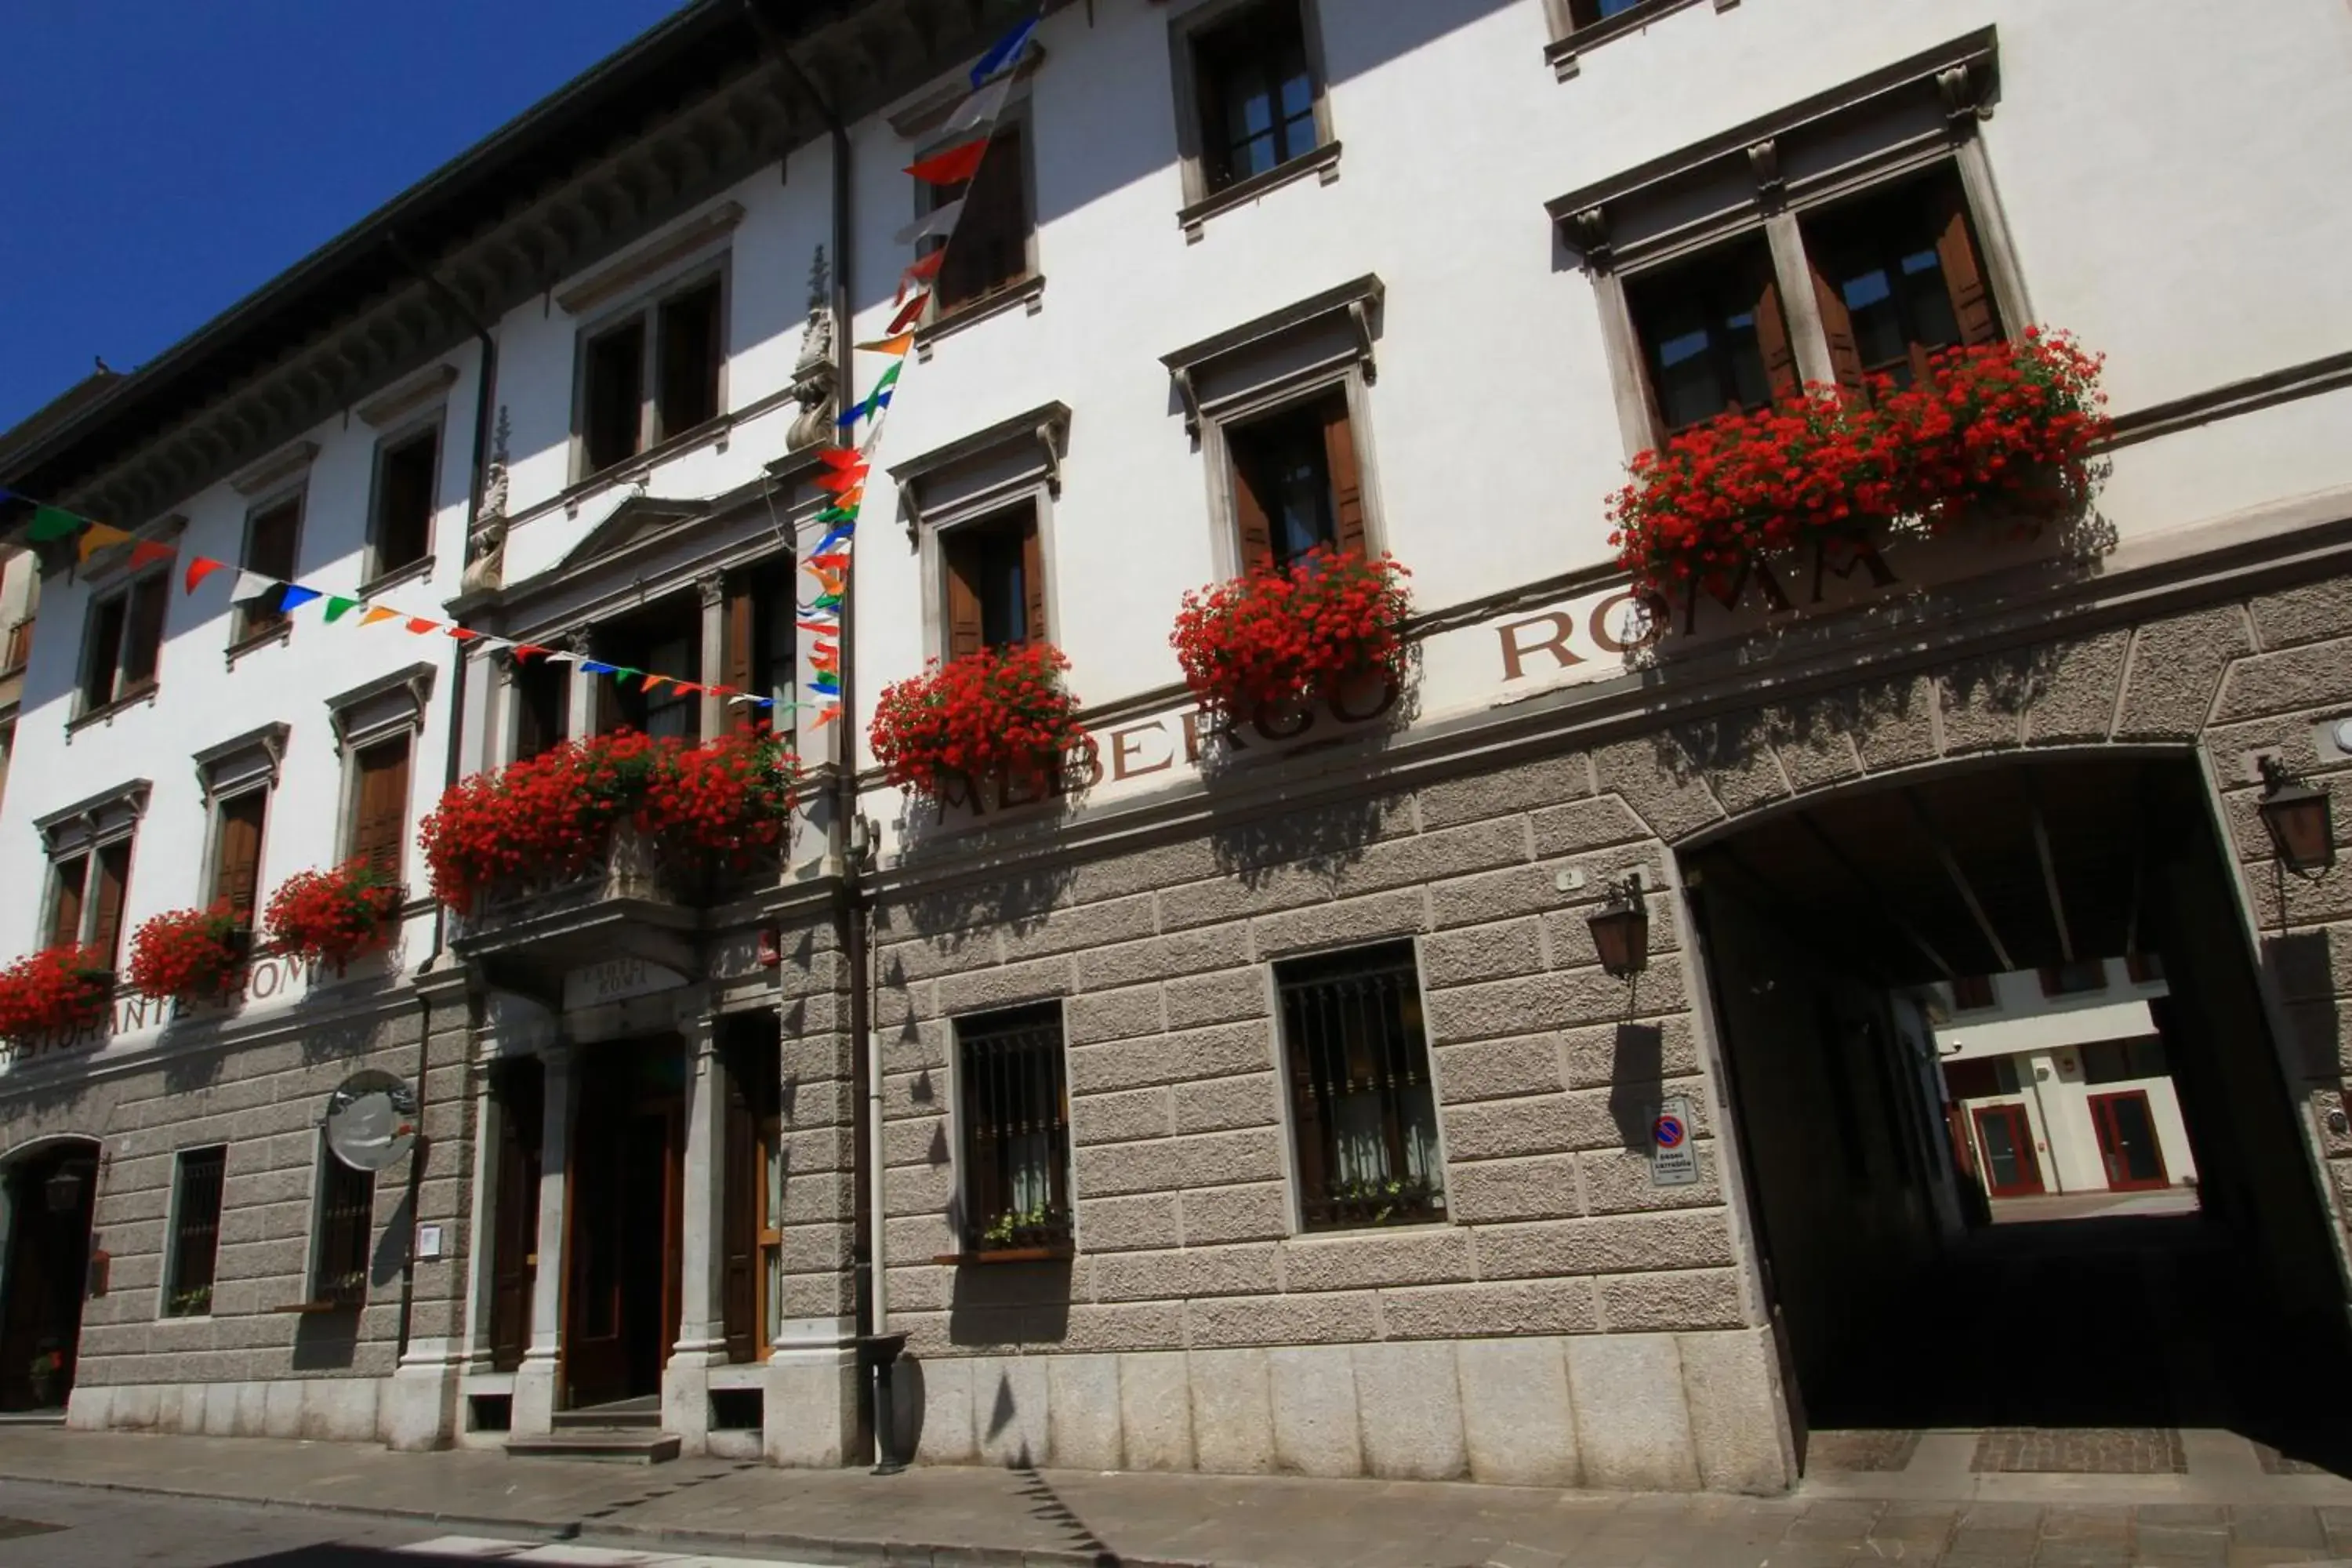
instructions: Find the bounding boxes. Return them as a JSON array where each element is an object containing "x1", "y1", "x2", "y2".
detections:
[
  {"x1": 1798, "y1": 166, "x2": 2001, "y2": 394},
  {"x1": 940, "y1": 506, "x2": 1040, "y2": 656},
  {"x1": 513, "y1": 657, "x2": 570, "y2": 762},
  {"x1": 314, "y1": 1152, "x2": 376, "y2": 1308},
  {"x1": 81, "y1": 597, "x2": 127, "y2": 710},
  {"x1": 237, "y1": 499, "x2": 302, "y2": 644},
  {"x1": 656, "y1": 278, "x2": 723, "y2": 440},
  {"x1": 1226, "y1": 390, "x2": 1352, "y2": 570},
  {"x1": 49, "y1": 854, "x2": 88, "y2": 949},
  {"x1": 724, "y1": 575, "x2": 758, "y2": 732},
  {"x1": 719, "y1": 1018, "x2": 781, "y2": 1361},
  {"x1": 372, "y1": 427, "x2": 438, "y2": 580},
  {"x1": 1276, "y1": 942, "x2": 1446, "y2": 1232},
  {"x1": 348, "y1": 735, "x2": 412, "y2": 880},
  {"x1": 165, "y1": 1146, "x2": 227, "y2": 1317},
  {"x1": 932, "y1": 125, "x2": 1033, "y2": 314},
  {"x1": 121, "y1": 575, "x2": 169, "y2": 692},
  {"x1": 749, "y1": 560, "x2": 797, "y2": 716},
  {"x1": 1191, "y1": 1, "x2": 1319, "y2": 192},
  {"x1": 1625, "y1": 236, "x2": 1791, "y2": 436},
  {"x1": 212, "y1": 791, "x2": 268, "y2": 927},
  {"x1": 89, "y1": 839, "x2": 132, "y2": 970},
  {"x1": 487, "y1": 1058, "x2": 543, "y2": 1372}
]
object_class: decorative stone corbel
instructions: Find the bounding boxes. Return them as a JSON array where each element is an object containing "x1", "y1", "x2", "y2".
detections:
[
  {"x1": 1565, "y1": 207, "x2": 1613, "y2": 274},
  {"x1": 698, "y1": 568, "x2": 727, "y2": 609},
  {"x1": 1748, "y1": 138, "x2": 1785, "y2": 213},
  {"x1": 1937, "y1": 60, "x2": 1992, "y2": 136}
]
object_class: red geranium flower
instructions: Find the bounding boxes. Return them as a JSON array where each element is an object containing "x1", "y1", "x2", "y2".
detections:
[
  {"x1": 126, "y1": 903, "x2": 245, "y2": 1000},
  {"x1": 0, "y1": 946, "x2": 113, "y2": 1042},
  {"x1": 869, "y1": 642, "x2": 1087, "y2": 801},
  {"x1": 263, "y1": 860, "x2": 405, "y2": 967},
  {"x1": 1170, "y1": 546, "x2": 1412, "y2": 723}
]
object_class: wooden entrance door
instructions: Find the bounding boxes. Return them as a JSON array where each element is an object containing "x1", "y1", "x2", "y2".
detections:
[
  {"x1": 486, "y1": 1059, "x2": 544, "y2": 1373},
  {"x1": 1970, "y1": 1104, "x2": 2045, "y2": 1198},
  {"x1": 0, "y1": 1143, "x2": 98, "y2": 1412},
  {"x1": 2088, "y1": 1090, "x2": 2169, "y2": 1191},
  {"x1": 564, "y1": 1042, "x2": 684, "y2": 1410}
]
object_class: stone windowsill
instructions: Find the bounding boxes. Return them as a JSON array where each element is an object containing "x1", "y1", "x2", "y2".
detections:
[
  {"x1": 268, "y1": 1300, "x2": 359, "y2": 1316},
  {"x1": 932, "y1": 1244, "x2": 1075, "y2": 1265},
  {"x1": 358, "y1": 554, "x2": 437, "y2": 601},
  {"x1": 226, "y1": 619, "x2": 294, "y2": 670},
  {"x1": 1178, "y1": 140, "x2": 1344, "y2": 242},
  {"x1": 64, "y1": 682, "x2": 159, "y2": 737},
  {"x1": 1545, "y1": 0, "x2": 1735, "y2": 80},
  {"x1": 914, "y1": 274, "x2": 1047, "y2": 361}
]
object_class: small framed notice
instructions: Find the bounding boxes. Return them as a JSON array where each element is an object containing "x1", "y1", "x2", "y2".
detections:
[{"x1": 1650, "y1": 1095, "x2": 1700, "y2": 1187}]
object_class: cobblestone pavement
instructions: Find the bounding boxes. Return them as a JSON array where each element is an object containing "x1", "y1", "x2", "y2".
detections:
[{"x1": 4, "y1": 1428, "x2": 2352, "y2": 1567}]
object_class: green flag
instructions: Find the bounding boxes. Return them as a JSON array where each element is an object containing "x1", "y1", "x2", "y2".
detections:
[
  {"x1": 323, "y1": 596, "x2": 360, "y2": 623},
  {"x1": 28, "y1": 506, "x2": 82, "y2": 542}
]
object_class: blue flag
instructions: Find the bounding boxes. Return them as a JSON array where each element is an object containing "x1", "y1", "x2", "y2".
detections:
[{"x1": 971, "y1": 13, "x2": 1038, "y2": 86}]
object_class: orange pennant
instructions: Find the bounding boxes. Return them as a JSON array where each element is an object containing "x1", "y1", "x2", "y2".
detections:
[
  {"x1": 129, "y1": 539, "x2": 177, "y2": 568},
  {"x1": 361, "y1": 607, "x2": 400, "y2": 626},
  {"x1": 76, "y1": 522, "x2": 133, "y2": 561},
  {"x1": 856, "y1": 332, "x2": 915, "y2": 358}
]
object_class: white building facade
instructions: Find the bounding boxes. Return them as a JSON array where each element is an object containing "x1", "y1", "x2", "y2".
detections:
[{"x1": 2, "y1": 0, "x2": 2349, "y2": 1489}]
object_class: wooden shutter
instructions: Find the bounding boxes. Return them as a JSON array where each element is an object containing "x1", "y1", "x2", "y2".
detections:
[
  {"x1": 1019, "y1": 514, "x2": 1047, "y2": 644},
  {"x1": 82, "y1": 597, "x2": 127, "y2": 708},
  {"x1": 350, "y1": 737, "x2": 412, "y2": 878},
  {"x1": 488, "y1": 1062, "x2": 543, "y2": 1372},
  {"x1": 1320, "y1": 398, "x2": 1368, "y2": 556},
  {"x1": 1809, "y1": 257, "x2": 1870, "y2": 405},
  {"x1": 214, "y1": 792, "x2": 267, "y2": 924},
  {"x1": 944, "y1": 535, "x2": 985, "y2": 659},
  {"x1": 1933, "y1": 182, "x2": 2000, "y2": 347},
  {"x1": 91, "y1": 840, "x2": 131, "y2": 969},
  {"x1": 724, "y1": 576, "x2": 757, "y2": 730},
  {"x1": 49, "y1": 855, "x2": 88, "y2": 949},
  {"x1": 1231, "y1": 441, "x2": 1276, "y2": 572},
  {"x1": 122, "y1": 576, "x2": 168, "y2": 691},
  {"x1": 1751, "y1": 264, "x2": 1801, "y2": 400},
  {"x1": 720, "y1": 1041, "x2": 759, "y2": 1363}
]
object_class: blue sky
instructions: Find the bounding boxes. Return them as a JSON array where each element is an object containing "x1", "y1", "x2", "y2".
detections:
[{"x1": 0, "y1": 0, "x2": 691, "y2": 432}]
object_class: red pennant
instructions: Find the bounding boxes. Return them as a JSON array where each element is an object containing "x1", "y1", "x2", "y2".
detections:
[
  {"x1": 905, "y1": 136, "x2": 991, "y2": 187},
  {"x1": 706, "y1": 684, "x2": 739, "y2": 699},
  {"x1": 673, "y1": 681, "x2": 702, "y2": 697},
  {"x1": 405, "y1": 618, "x2": 441, "y2": 634},
  {"x1": 813, "y1": 466, "x2": 867, "y2": 494},
  {"x1": 897, "y1": 249, "x2": 948, "y2": 304},
  {"x1": 817, "y1": 448, "x2": 864, "y2": 471},
  {"x1": 513, "y1": 644, "x2": 550, "y2": 660},
  {"x1": 183, "y1": 556, "x2": 227, "y2": 595},
  {"x1": 887, "y1": 292, "x2": 930, "y2": 334},
  {"x1": 446, "y1": 626, "x2": 481, "y2": 641},
  {"x1": 808, "y1": 553, "x2": 850, "y2": 570},
  {"x1": 130, "y1": 539, "x2": 177, "y2": 569}
]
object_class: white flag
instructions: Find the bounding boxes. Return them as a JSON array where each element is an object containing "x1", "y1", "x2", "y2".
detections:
[
  {"x1": 893, "y1": 198, "x2": 965, "y2": 247},
  {"x1": 230, "y1": 569, "x2": 280, "y2": 604},
  {"x1": 943, "y1": 74, "x2": 1014, "y2": 136}
]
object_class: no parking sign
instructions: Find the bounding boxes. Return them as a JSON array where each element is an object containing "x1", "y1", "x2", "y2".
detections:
[{"x1": 1650, "y1": 1094, "x2": 1699, "y2": 1187}]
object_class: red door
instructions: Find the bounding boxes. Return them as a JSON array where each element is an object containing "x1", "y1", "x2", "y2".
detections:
[
  {"x1": 1970, "y1": 1103, "x2": 2045, "y2": 1197},
  {"x1": 2088, "y1": 1090, "x2": 2169, "y2": 1191}
]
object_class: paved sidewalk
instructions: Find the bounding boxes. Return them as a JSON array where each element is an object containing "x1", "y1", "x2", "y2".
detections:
[{"x1": 3, "y1": 1427, "x2": 2352, "y2": 1567}]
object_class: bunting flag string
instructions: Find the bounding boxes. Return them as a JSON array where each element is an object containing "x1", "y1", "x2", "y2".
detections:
[{"x1": 789, "y1": 5, "x2": 1042, "y2": 731}]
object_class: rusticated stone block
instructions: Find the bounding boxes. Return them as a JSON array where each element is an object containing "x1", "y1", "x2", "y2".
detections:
[
  {"x1": 1171, "y1": 1072, "x2": 1279, "y2": 1134},
  {"x1": 2213, "y1": 641, "x2": 2352, "y2": 724},
  {"x1": 1561, "y1": 1014, "x2": 1702, "y2": 1088},
  {"x1": 1433, "y1": 1033, "x2": 1566, "y2": 1105},
  {"x1": 1188, "y1": 1348, "x2": 1276, "y2": 1474},
  {"x1": 1529, "y1": 794, "x2": 1652, "y2": 859},
  {"x1": 2114, "y1": 604, "x2": 2251, "y2": 739},
  {"x1": 1180, "y1": 1182, "x2": 1290, "y2": 1245},
  {"x1": 1581, "y1": 1145, "x2": 1724, "y2": 1214},
  {"x1": 2024, "y1": 627, "x2": 2132, "y2": 746},
  {"x1": 1253, "y1": 888, "x2": 1427, "y2": 957},
  {"x1": 935, "y1": 955, "x2": 1077, "y2": 1018},
  {"x1": 1442, "y1": 1088, "x2": 1621, "y2": 1161},
  {"x1": 1599, "y1": 1266, "x2": 1746, "y2": 1331},
  {"x1": 1067, "y1": 839, "x2": 1225, "y2": 909},
  {"x1": 1351, "y1": 1340, "x2": 1467, "y2": 1479},
  {"x1": 1116, "y1": 1349, "x2": 1196, "y2": 1470},
  {"x1": 1065, "y1": 986, "x2": 1163, "y2": 1047},
  {"x1": 1679, "y1": 1327, "x2": 1793, "y2": 1493},
  {"x1": 1077, "y1": 923, "x2": 1253, "y2": 993},
  {"x1": 1671, "y1": 714, "x2": 1791, "y2": 817},
  {"x1": 1593, "y1": 735, "x2": 1723, "y2": 842},
  {"x1": 1186, "y1": 1290, "x2": 1381, "y2": 1348},
  {"x1": 880, "y1": 928, "x2": 1001, "y2": 985},
  {"x1": 1457, "y1": 1336, "x2": 1579, "y2": 1486},
  {"x1": 1093, "y1": 1243, "x2": 1278, "y2": 1302},
  {"x1": 999, "y1": 894, "x2": 1160, "y2": 965},
  {"x1": 1421, "y1": 918, "x2": 1544, "y2": 989},
  {"x1": 1045, "y1": 1355, "x2": 1123, "y2": 1471},
  {"x1": 1381, "y1": 1277, "x2": 1599, "y2": 1339},
  {"x1": 1330, "y1": 818, "x2": 1530, "y2": 900},
  {"x1": 2252, "y1": 579, "x2": 2352, "y2": 651},
  {"x1": 1417, "y1": 752, "x2": 1592, "y2": 831},
  {"x1": 1063, "y1": 1303, "x2": 1186, "y2": 1354},
  {"x1": 1172, "y1": 1127, "x2": 1285, "y2": 1189},
  {"x1": 1565, "y1": 1332, "x2": 1700, "y2": 1490},
  {"x1": 1846, "y1": 673, "x2": 1940, "y2": 772},
  {"x1": 1442, "y1": 1154, "x2": 1584, "y2": 1224},
  {"x1": 1165, "y1": 968, "x2": 1271, "y2": 1031},
  {"x1": 1282, "y1": 1228, "x2": 1474, "y2": 1293},
  {"x1": 1069, "y1": 1022, "x2": 1276, "y2": 1095},
  {"x1": 1939, "y1": 652, "x2": 2042, "y2": 753},
  {"x1": 1269, "y1": 1345, "x2": 1363, "y2": 1476},
  {"x1": 1158, "y1": 862, "x2": 1328, "y2": 933},
  {"x1": 1475, "y1": 1210, "x2": 1736, "y2": 1279},
  {"x1": 1069, "y1": 1086, "x2": 1173, "y2": 1145},
  {"x1": 1076, "y1": 1139, "x2": 1179, "y2": 1199}
]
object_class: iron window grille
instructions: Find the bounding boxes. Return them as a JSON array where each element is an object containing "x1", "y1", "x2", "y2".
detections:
[
  {"x1": 164, "y1": 1146, "x2": 226, "y2": 1317},
  {"x1": 957, "y1": 1004, "x2": 1071, "y2": 1252},
  {"x1": 1276, "y1": 942, "x2": 1446, "y2": 1231},
  {"x1": 314, "y1": 1156, "x2": 376, "y2": 1308}
]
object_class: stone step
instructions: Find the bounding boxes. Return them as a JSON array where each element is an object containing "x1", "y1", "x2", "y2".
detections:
[
  {"x1": 504, "y1": 1430, "x2": 681, "y2": 1464},
  {"x1": 551, "y1": 1406, "x2": 662, "y2": 1432}
]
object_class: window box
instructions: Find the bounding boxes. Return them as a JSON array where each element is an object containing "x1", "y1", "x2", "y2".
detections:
[
  {"x1": 1171, "y1": 546, "x2": 1412, "y2": 729},
  {"x1": 869, "y1": 641, "x2": 1087, "y2": 804},
  {"x1": 263, "y1": 861, "x2": 405, "y2": 970},
  {"x1": 125, "y1": 905, "x2": 247, "y2": 1002},
  {"x1": 0, "y1": 946, "x2": 114, "y2": 1043}
]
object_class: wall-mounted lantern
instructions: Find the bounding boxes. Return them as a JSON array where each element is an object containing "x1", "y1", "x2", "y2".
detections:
[
  {"x1": 45, "y1": 1161, "x2": 89, "y2": 1215},
  {"x1": 1589, "y1": 874, "x2": 1651, "y2": 979},
  {"x1": 2257, "y1": 756, "x2": 2336, "y2": 877}
]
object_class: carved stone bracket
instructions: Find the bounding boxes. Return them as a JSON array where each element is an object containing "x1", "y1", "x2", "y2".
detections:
[
  {"x1": 1937, "y1": 60, "x2": 1994, "y2": 136},
  {"x1": 697, "y1": 568, "x2": 727, "y2": 609},
  {"x1": 1747, "y1": 139, "x2": 1784, "y2": 213},
  {"x1": 889, "y1": 401, "x2": 1073, "y2": 550},
  {"x1": 1564, "y1": 207, "x2": 1613, "y2": 273},
  {"x1": 1160, "y1": 275, "x2": 1384, "y2": 438}
]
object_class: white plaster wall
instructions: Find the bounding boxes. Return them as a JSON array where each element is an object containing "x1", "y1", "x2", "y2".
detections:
[
  {"x1": 0, "y1": 342, "x2": 484, "y2": 967},
  {"x1": 1934, "y1": 960, "x2": 2172, "y2": 1062},
  {"x1": 0, "y1": 546, "x2": 34, "y2": 634}
]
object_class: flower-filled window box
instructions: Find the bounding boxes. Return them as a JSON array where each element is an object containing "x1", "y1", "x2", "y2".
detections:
[
  {"x1": 419, "y1": 728, "x2": 800, "y2": 913},
  {"x1": 126, "y1": 904, "x2": 248, "y2": 1001},
  {"x1": 1171, "y1": 546, "x2": 1413, "y2": 725},
  {"x1": 869, "y1": 642, "x2": 1087, "y2": 802},
  {"x1": 1608, "y1": 329, "x2": 2109, "y2": 595},
  {"x1": 0, "y1": 946, "x2": 113, "y2": 1043},
  {"x1": 263, "y1": 860, "x2": 406, "y2": 969}
]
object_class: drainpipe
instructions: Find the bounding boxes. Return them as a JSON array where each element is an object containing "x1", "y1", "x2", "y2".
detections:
[
  {"x1": 383, "y1": 230, "x2": 499, "y2": 1359},
  {"x1": 746, "y1": 1, "x2": 893, "y2": 1464}
]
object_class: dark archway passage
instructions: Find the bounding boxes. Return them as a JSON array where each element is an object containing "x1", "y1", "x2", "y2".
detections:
[
  {"x1": 0, "y1": 1139, "x2": 100, "y2": 1412},
  {"x1": 1682, "y1": 753, "x2": 2351, "y2": 1468}
]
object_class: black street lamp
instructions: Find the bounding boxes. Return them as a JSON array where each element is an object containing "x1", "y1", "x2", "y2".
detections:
[
  {"x1": 2256, "y1": 756, "x2": 2336, "y2": 877},
  {"x1": 1588, "y1": 876, "x2": 1652, "y2": 979}
]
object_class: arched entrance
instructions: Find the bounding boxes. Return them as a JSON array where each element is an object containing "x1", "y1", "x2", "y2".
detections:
[
  {"x1": 0, "y1": 1138, "x2": 100, "y2": 1413},
  {"x1": 1681, "y1": 751, "x2": 2351, "y2": 1468}
]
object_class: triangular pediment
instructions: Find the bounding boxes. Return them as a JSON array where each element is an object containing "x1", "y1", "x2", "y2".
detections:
[{"x1": 551, "y1": 493, "x2": 707, "y2": 576}]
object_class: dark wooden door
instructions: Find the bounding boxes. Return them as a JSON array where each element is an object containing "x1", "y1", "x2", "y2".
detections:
[
  {"x1": 1970, "y1": 1104, "x2": 2045, "y2": 1198},
  {"x1": 563, "y1": 1046, "x2": 684, "y2": 1409},
  {"x1": 2089, "y1": 1090, "x2": 2169, "y2": 1191},
  {"x1": 487, "y1": 1059, "x2": 544, "y2": 1373},
  {"x1": 0, "y1": 1145, "x2": 98, "y2": 1412}
]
